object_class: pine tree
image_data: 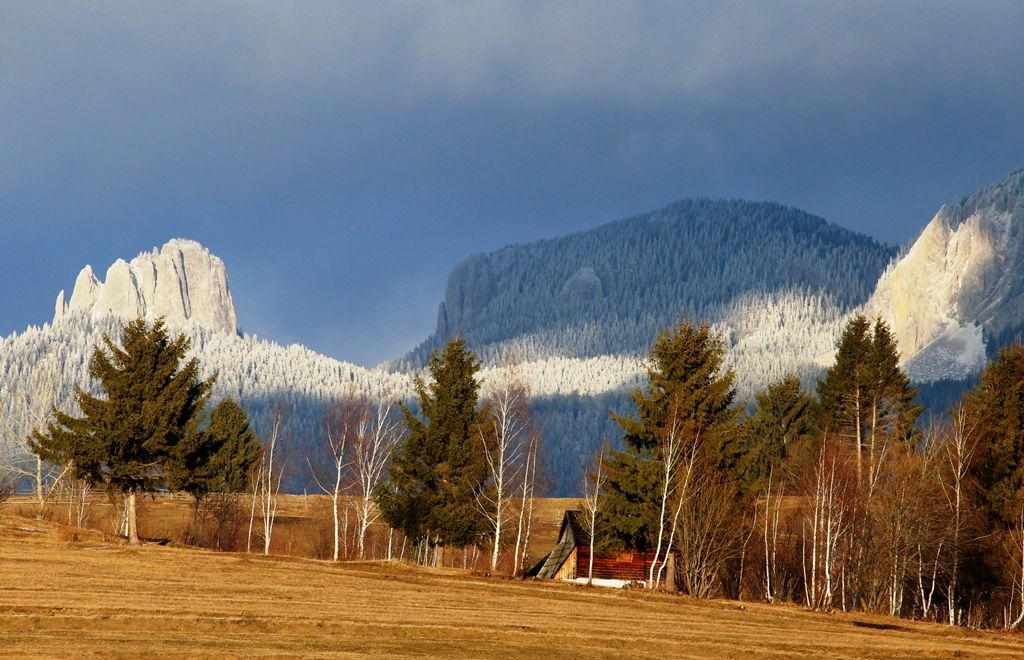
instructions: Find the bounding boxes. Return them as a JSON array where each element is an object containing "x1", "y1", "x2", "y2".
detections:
[
  {"x1": 817, "y1": 316, "x2": 920, "y2": 487},
  {"x1": 602, "y1": 316, "x2": 737, "y2": 551},
  {"x1": 965, "y1": 344, "x2": 1024, "y2": 527},
  {"x1": 31, "y1": 318, "x2": 214, "y2": 544},
  {"x1": 735, "y1": 374, "x2": 819, "y2": 494},
  {"x1": 376, "y1": 338, "x2": 489, "y2": 556}
]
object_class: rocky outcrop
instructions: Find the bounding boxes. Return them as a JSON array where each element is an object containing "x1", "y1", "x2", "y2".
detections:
[
  {"x1": 865, "y1": 168, "x2": 1024, "y2": 380},
  {"x1": 559, "y1": 266, "x2": 605, "y2": 305},
  {"x1": 53, "y1": 239, "x2": 237, "y2": 335}
]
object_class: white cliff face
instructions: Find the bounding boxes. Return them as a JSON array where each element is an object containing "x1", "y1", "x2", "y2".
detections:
[
  {"x1": 865, "y1": 169, "x2": 1024, "y2": 381},
  {"x1": 67, "y1": 265, "x2": 101, "y2": 313},
  {"x1": 53, "y1": 239, "x2": 238, "y2": 335}
]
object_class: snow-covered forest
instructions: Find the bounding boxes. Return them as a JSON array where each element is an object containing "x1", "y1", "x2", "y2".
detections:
[{"x1": 404, "y1": 198, "x2": 894, "y2": 366}]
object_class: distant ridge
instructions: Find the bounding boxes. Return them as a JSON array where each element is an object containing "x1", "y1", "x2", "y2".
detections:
[{"x1": 407, "y1": 198, "x2": 895, "y2": 367}]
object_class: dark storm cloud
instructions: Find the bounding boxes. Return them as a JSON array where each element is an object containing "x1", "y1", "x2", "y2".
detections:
[{"x1": 2, "y1": 1, "x2": 1023, "y2": 363}]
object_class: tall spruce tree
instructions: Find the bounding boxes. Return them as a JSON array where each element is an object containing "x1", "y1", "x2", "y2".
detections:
[
  {"x1": 965, "y1": 345, "x2": 1024, "y2": 527},
  {"x1": 31, "y1": 318, "x2": 213, "y2": 544},
  {"x1": 168, "y1": 398, "x2": 262, "y2": 498},
  {"x1": 602, "y1": 316, "x2": 737, "y2": 552},
  {"x1": 376, "y1": 338, "x2": 489, "y2": 555},
  {"x1": 817, "y1": 316, "x2": 920, "y2": 486},
  {"x1": 735, "y1": 374, "x2": 819, "y2": 495}
]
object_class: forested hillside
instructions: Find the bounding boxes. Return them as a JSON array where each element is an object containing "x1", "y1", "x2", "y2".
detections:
[{"x1": 407, "y1": 199, "x2": 895, "y2": 365}]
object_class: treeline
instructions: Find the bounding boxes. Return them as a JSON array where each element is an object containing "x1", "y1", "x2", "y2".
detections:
[
  {"x1": 18, "y1": 314, "x2": 1024, "y2": 630},
  {"x1": 3, "y1": 318, "x2": 548, "y2": 573},
  {"x1": 588, "y1": 313, "x2": 1024, "y2": 629}
]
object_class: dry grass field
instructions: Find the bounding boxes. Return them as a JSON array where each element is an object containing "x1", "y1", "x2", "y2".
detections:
[
  {"x1": 4, "y1": 493, "x2": 571, "y2": 563},
  {"x1": 3, "y1": 511, "x2": 1024, "y2": 657}
]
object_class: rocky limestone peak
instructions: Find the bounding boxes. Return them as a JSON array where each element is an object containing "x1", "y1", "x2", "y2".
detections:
[
  {"x1": 67, "y1": 264, "x2": 101, "y2": 313},
  {"x1": 865, "y1": 168, "x2": 1024, "y2": 380},
  {"x1": 54, "y1": 239, "x2": 238, "y2": 335}
]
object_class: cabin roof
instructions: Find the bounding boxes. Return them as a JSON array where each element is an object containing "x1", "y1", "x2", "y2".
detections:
[{"x1": 527, "y1": 510, "x2": 590, "y2": 579}]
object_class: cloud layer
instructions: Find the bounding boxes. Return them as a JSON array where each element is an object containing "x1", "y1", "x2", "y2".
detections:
[{"x1": 2, "y1": 2, "x2": 1023, "y2": 363}]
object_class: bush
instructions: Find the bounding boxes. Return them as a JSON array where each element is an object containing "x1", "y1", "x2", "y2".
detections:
[{"x1": 0, "y1": 474, "x2": 14, "y2": 510}]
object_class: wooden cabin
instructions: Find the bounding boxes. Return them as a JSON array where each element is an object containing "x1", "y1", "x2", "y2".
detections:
[{"x1": 527, "y1": 510, "x2": 669, "y2": 588}]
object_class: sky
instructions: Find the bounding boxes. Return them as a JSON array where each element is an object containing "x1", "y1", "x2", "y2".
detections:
[{"x1": 2, "y1": 1, "x2": 1024, "y2": 366}]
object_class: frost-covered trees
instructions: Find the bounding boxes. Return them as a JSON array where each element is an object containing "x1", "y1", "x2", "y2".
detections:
[
  {"x1": 0, "y1": 351, "x2": 70, "y2": 518},
  {"x1": 411, "y1": 199, "x2": 894, "y2": 366}
]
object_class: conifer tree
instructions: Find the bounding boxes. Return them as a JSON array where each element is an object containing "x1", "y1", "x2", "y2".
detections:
[
  {"x1": 965, "y1": 344, "x2": 1024, "y2": 527},
  {"x1": 31, "y1": 318, "x2": 214, "y2": 544},
  {"x1": 735, "y1": 374, "x2": 819, "y2": 494},
  {"x1": 602, "y1": 316, "x2": 737, "y2": 552},
  {"x1": 376, "y1": 338, "x2": 489, "y2": 556},
  {"x1": 817, "y1": 316, "x2": 920, "y2": 486},
  {"x1": 169, "y1": 398, "x2": 262, "y2": 498}
]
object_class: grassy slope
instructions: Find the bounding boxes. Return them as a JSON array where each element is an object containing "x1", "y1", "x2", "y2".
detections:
[{"x1": 2, "y1": 515, "x2": 1023, "y2": 658}]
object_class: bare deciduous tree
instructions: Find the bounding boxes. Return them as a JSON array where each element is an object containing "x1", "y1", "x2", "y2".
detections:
[
  {"x1": 939, "y1": 403, "x2": 978, "y2": 626},
  {"x1": 249, "y1": 404, "x2": 287, "y2": 555},
  {"x1": 761, "y1": 467, "x2": 785, "y2": 603},
  {"x1": 352, "y1": 394, "x2": 401, "y2": 560},
  {"x1": 649, "y1": 394, "x2": 701, "y2": 590},
  {"x1": 310, "y1": 399, "x2": 359, "y2": 561},
  {"x1": 0, "y1": 473, "x2": 14, "y2": 510},
  {"x1": 477, "y1": 372, "x2": 533, "y2": 572},
  {"x1": 579, "y1": 445, "x2": 608, "y2": 586},
  {"x1": 512, "y1": 430, "x2": 541, "y2": 576},
  {"x1": 801, "y1": 440, "x2": 854, "y2": 611},
  {"x1": 674, "y1": 471, "x2": 743, "y2": 598},
  {"x1": 0, "y1": 352, "x2": 70, "y2": 518}
]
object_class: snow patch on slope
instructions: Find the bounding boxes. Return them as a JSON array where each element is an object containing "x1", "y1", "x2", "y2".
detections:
[{"x1": 901, "y1": 322, "x2": 987, "y2": 383}]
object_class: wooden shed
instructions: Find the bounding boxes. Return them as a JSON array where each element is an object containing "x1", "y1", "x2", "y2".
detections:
[{"x1": 526, "y1": 510, "x2": 667, "y2": 588}]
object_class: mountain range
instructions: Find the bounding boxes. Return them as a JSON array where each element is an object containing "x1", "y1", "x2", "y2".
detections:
[{"x1": 4, "y1": 169, "x2": 1024, "y2": 494}]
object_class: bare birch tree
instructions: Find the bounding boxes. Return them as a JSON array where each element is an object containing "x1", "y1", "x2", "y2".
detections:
[
  {"x1": 310, "y1": 399, "x2": 359, "y2": 561},
  {"x1": 250, "y1": 404, "x2": 287, "y2": 555},
  {"x1": 477, "y1": 372, "x2": 532, "y2": 572},
  {"x1": 352, "y1": 393, "x2": 402, "y2": 560},
  {"x1": 580, "y1": 445, "x2": 608, "y2": 585},
  {"x1": 649, "y1": 394, "x2": 702, "y2": 590},
  {"x1": 512, "y1": 429, "x2": 541, "y2": 576},
  {"x1": 802, "y1": 440, "x2": 854, "y2": 611},
  {"x1": 939, "y1": 403, "x2": 978, "y2": 625},
  {"x1": 761, "y1": 467, "x2": 785, "y2": 603}
]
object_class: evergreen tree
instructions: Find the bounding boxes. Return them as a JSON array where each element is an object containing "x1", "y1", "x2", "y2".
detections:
[
  {"x1": 168, "y1": 398, "x2": 262, "y2": 498},
  {"x1": 31, "y1": 318, "x2": 214, "y2": 544},
  {"x1": 376, "y1": 338, "x2": 489, "y2": 553},
  {"x1": 817, "y1": 316, "x2": 920, "y2": 486},
  {"x1": 735, "y1": 374, "x2": 819, "y2": 494},
  {"x1": 602, "y1": 316, "x2": 737, "y2": 551},
  {"x1": 817, "y1": 315, "x2": 872, "y2": 442},
  {"x1": 965, "y1": 345, "x2": 1024, "y2": 527}
]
